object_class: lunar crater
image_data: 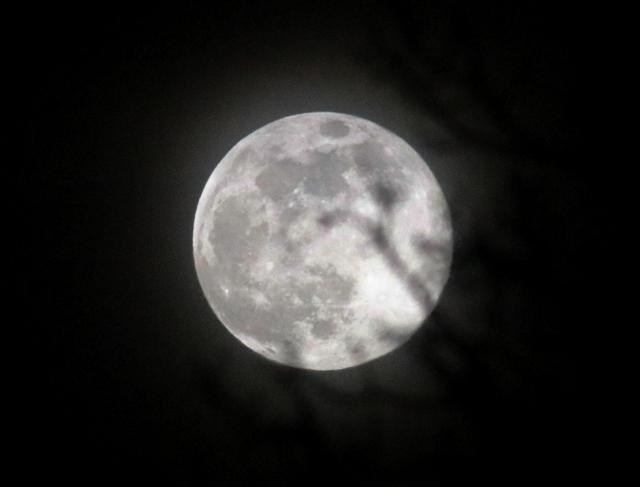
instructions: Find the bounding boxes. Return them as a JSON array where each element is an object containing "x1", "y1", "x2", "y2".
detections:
[
  {"x1": 320, "y1": 119, "x2": 350, "y2": 138},
  {"x1": 254, "y1": 157, "x2": 305, "y2": 202}
]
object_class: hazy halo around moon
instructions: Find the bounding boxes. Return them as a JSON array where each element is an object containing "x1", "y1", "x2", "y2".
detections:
[{"x1": 193, "y1": 112, "x2": 452, "y2": 370}]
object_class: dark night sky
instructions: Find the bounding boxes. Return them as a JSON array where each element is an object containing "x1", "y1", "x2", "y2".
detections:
[{"x1": 22, "y1": 2, "x2": 599, "y2": 485}]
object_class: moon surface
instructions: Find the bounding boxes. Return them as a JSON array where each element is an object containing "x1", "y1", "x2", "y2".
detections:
[{"x1": 193, "y1": 112, "x2": 452, "y2": 370}]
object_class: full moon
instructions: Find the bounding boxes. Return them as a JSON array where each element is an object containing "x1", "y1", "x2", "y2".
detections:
[{"x1": 193, "y1": 112, "x2": 452, "y2": 370}]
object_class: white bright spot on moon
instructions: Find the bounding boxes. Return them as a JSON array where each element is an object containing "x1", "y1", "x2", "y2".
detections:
[{"x1": 193, "y1": 112, "x2": 452, "y2": 370}]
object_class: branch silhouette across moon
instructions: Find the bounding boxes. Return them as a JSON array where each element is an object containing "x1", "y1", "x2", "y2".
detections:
[{"x1": 193, "y1": 112, "x2": 452, "y2": 370}]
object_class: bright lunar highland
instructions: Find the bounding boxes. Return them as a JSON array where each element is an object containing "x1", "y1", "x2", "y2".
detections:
[{"x1": 193, "y1": 112, "x2": 452, "y2": 370}]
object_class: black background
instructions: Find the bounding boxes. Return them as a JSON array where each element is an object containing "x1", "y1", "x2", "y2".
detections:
[{"x1": 23, "y1": 2, "x2": 598, "y2": 485}]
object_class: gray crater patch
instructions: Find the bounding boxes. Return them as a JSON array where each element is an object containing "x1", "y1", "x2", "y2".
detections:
[
  {"x1": 210, "y1": 197, "x2": 268, "y2": 280},
  {"x1": 320, "y1": 119, "x2": 350, "y2": 138},
  {"x1": 303, "y1": 150, "x2": 350, "y2": 197},
  {"x1": 311, "y1": 319, "x2": 337, "y2": 339},
  {"x1": 255, "y1": 158, "x2": 305, "y2": 201}
]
